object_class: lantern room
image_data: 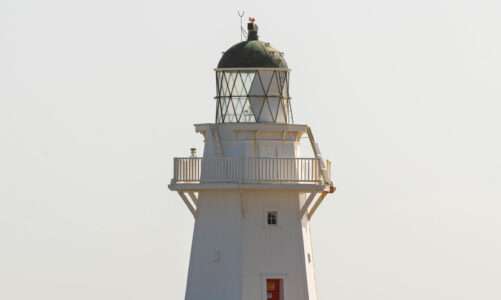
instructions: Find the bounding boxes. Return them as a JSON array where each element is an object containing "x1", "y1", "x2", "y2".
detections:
[{"x1": 215, "y1": 18, "x2": 293, "y2": 124}]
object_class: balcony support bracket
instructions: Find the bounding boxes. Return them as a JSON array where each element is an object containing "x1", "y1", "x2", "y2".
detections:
[
  {"x1": 300, "y1": 192, "x2": 318, "y2": 219},
  {"x1": 188, "y1": 192, "x2": 198, "y2": 205},
  {"x1": 307, "y1": 192, "x2": 328, "y2": 219},
  {"x1": 177, "y1": 191, "x2": 197, "y2": 218}
]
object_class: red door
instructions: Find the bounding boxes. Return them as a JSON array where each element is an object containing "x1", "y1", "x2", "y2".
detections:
[{"x1": 266, "y1": 279, "x2": 282, "y2": 300}]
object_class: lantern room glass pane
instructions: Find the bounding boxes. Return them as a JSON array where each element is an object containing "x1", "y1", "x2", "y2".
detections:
[{"x1": 215, "y1": 69, "x2": 292, "y2": 124}]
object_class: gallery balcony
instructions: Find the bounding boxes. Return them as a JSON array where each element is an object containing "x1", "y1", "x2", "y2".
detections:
[{"x1": 168, "y1": 157, "x2": 334, "y2": 192}]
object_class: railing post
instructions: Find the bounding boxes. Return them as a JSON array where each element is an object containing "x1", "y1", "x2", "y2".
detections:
[
  {"x1": 240, "y1": 157, "x2": 244, "y2": 184},
  {"x1": 196, "y1": 158, "x2": 201, "y2": 183},
  {"x1": 182, "y1": 158, "x2": 186, "y2": 181},
  {"x1": 173, "y1": 158, "x2": 178, "y2": 182}
]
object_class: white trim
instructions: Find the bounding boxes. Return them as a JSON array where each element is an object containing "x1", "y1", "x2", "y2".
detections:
[
  {"x1": 195, "y1": 123, "x2": 308, "y2": 135},
  {"x1": 215, "y1": 67, "x2": 291, "y2": 71}
]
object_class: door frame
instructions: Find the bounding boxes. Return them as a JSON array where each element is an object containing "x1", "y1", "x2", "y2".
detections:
[{"x1": 261, "y1": 273, "x2": 287, "y2": 300}]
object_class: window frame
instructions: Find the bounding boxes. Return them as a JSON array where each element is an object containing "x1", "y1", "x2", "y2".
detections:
[{"x1": 267, "y1": 211, "x2": 278, "y2": 226}]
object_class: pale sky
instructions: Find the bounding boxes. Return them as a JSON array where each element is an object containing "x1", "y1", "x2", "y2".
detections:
[{"x1": 1, "y1": 0, "x2": 501, "y2": 299}]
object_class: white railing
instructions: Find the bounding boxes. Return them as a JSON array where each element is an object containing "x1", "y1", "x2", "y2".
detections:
[{"x1": 173, "y1": 157, "x2": 331, "y2": 184}]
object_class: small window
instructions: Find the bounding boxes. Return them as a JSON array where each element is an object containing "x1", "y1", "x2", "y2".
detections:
[{"x1": 267, "y1": 211, "x2": 278, "y2": 225}]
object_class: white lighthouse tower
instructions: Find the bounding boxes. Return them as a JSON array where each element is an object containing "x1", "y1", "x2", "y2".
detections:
[{"x1": 169, "y1": 19, "x2": 335, "y2": 300}]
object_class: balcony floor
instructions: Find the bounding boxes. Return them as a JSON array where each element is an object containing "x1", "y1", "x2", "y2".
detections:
[{"x1": 168, "y1": 181, "x2": 334, "y2": 193}]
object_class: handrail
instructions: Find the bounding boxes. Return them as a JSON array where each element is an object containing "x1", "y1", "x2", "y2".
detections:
[{"x1": 173, "y1": 157, "x2": 331, "y2": 184}]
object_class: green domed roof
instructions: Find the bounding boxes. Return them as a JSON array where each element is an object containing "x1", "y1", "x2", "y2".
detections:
[{"x1": 217, "y1": 40, "x2": 288, "y2": 68}]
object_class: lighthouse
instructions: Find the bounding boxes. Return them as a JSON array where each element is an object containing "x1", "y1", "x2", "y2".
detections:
[{"x1": 168, "y1": 18, "x2": 335, "y2": 300}]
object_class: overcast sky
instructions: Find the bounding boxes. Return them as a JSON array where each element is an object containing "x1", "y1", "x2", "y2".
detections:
[{"x1": 1, "y1": 0, "x2": 501, "y2": 299}]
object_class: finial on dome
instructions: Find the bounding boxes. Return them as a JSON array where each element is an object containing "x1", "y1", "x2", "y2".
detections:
[{"x1": 247, "y1": 17, "x2": 258, "y2": 41}]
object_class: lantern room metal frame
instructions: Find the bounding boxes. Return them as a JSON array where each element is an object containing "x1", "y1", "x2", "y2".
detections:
[{"x1": 215, "y1": 68, "x2": 293, "y2": 124}]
